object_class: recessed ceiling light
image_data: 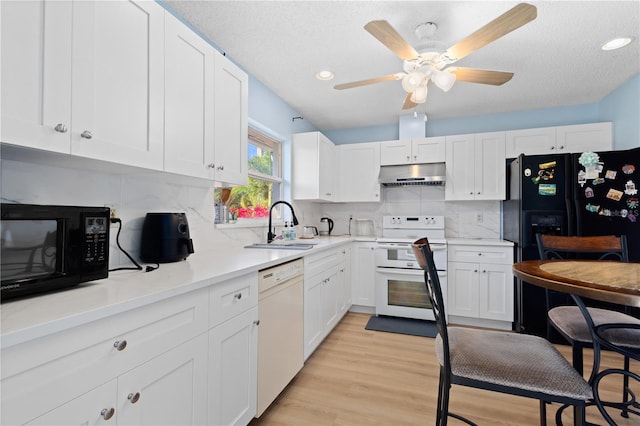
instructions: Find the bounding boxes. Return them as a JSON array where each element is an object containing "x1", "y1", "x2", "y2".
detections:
[
  {"x1": 601, "y1": 37, "x2": 633, "y2": 51},
  {"x1": 316, "y1": 70, "x2": 334, "y2": 81}
]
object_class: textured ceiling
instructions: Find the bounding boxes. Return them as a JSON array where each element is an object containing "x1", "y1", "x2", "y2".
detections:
[{"x1": 165, "y1": 1, "x2": 640, "y2": 131}]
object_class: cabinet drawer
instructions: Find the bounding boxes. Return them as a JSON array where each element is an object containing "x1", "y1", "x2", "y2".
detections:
[
  {"x1": 209, "y1": 273, "x2": 258, "y2": 328},
  {"x1": 304, "y1": 248, "x2": 339, "y2": 278},
  {"x1": 1, "y1": 288, "x2": 208, "y2": 425},
  {"x1": 448, "y1": 245, "x2": 513, "y2": 264}
]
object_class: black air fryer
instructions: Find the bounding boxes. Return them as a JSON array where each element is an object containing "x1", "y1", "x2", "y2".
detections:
[{"x1": 140, "y1": 213, "x2": 194, "y2": 263}]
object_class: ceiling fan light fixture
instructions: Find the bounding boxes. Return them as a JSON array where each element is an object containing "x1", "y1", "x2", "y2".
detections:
[
  {"x1": 431, "y1": 70, "x2": 456, "y2": 92},
  {"x1": 410, "y1": 85, "x2": 428, "y2": 103},
  {"x1": 401, "y1": 71, "x2": 424, "y2": 92},
  {"x1": 601, "y1": 37, "x2": 633, "y2": 51}
]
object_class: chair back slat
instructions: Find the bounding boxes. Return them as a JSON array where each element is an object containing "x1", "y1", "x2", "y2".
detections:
[
  {"x1": 536, "y1": 234, "x2": 628, "y2": 261},
  {"x1": 412, "y1": 237, "x2": 451, "y2": 374}
]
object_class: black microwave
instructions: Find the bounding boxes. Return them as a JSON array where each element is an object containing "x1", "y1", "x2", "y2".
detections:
[{"x1": 1, "y1": 203, "x2": 110, "y2": 301}]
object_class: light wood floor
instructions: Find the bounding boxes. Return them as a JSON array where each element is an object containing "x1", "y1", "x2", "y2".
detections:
[{"x1": 251, "y1": 312, "x2": 639, "y2": 426}]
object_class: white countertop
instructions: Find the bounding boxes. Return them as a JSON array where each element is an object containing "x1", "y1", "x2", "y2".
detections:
[
  {"x1": 446, "y1": 238, "x2": 514, "y2": 247},
  {"x1": 0, "y1": 236, "x2": 351, "y2": 348}
]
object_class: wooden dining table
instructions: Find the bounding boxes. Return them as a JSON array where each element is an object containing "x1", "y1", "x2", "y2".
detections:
[
  {"x1": 512, "y1": 260, "x2": 640, "y2": 308},
  {"x1": 513, "y1": 259, "x2": 640, "y2": 424}
]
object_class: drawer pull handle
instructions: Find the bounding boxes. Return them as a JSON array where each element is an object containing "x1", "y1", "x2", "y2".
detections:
[
  {"x1": 54, "y1": 123, "x2": 68, "y2": 133},
  {"x1": 234, "y1": 293, "x2": 242, "y2": 300},
  {"x1": 80, "y1": 130, "x2": 93, "y2": 139},
  {"x1": 101, "y1": 408, "x2": 115, "y2": 420},
  {"x1": 113, "y1": 340, "x2": 127, "y2": 351},
  {"x1": 128, "y1": 392, "x2": 141, "y2": 404}
]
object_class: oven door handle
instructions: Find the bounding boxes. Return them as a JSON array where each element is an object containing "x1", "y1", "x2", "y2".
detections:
[{"x1": 376, "y1": 243, "x2": 446, "y2": 251}]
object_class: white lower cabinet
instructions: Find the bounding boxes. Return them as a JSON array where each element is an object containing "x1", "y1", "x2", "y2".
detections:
[
  {"x1": 337, "y1": 247, "x2": 352, "y2": 317},
  {"x1": 350, "y1": 242, "x2": 377, "y2": 308},
  {"x1": 447, "y1": 242, "x2": 514, "y2": 330},
  {"x1": 303, "y1": 245, "x2": 350, "y2": 360},
  {"x1": 208, "y1": 307, "x2": 258, "y2": 426}
]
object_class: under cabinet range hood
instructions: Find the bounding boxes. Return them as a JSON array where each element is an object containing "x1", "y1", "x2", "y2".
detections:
[{"x1": 378, "y1": 163, "x2": 446, "y2": 186}]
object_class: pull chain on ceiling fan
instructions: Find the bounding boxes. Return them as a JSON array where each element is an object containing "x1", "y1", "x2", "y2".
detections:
[{"x1": 334, "y1": 3, "x2": 537, "y2": 110}]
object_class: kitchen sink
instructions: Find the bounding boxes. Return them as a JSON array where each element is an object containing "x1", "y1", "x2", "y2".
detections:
[{"x1": 244, "y1": 242, "x2": 316, "y2": 250}]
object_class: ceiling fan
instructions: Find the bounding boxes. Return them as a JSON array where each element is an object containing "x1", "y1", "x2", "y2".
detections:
[{"x1": 334, "y1": 3, "x2": 537, "y2": 110}]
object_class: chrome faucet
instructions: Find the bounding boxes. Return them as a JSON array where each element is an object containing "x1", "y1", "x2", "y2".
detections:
[{"x1": 267, "y1": 201, "x2": 299, "y2": 243}]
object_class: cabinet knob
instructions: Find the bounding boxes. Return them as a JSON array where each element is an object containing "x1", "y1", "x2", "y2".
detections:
[
  {"x1": 469, "y1": 192, "x2": 474, "y2": 195},
  {"x1": 477, "y1": 192, "x2": 481, "y2": 195},
  {"x1": 101, "y1": 408, "x2": 115, "y2": 420},
  {"x1": 478, "y1": 253, "x2": 482, "y2": 256},
  {"x1": 217, "y1": 165, "x2": 224, "y2": 171},
  {"x1": 550, "y1": 146, "x2": 555, "y2": 150},
  {"x1": 482, "y1": 270, "x2": 487, "y2": 273},
  {"x1": 474, "y1": 269, "x2": 478, "y2": 273},
  {"x1": 558, "y1": 145, "x2": 564, "y2": 150},
  {"x1": 113, "y1": 340, "x2": 127, "y2": 351},
  {"x1": 128, "y1": 392, "x2": 141, "y2": 404},
  {"x1": 54, "y1": 123, "x2": 68, "y2": 133},
  {"x1": 253, "y1": 320, "x2": 261, "y2": 326},
  {"x1": 234, "y1": 293, "x2": 242, "y2": 300},
  {"x1": 406, "y1": 155, "x2": 410, "y2": 161},
  {"x1": 208, "y1": 163, "x2": 215, "y2": 169},
  {"x1": 80, "y1": 130, "x2": 93, "y2": 139}
]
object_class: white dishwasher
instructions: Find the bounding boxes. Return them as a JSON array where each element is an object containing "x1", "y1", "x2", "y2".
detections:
[{"x1": 256, "y1": 258, "x2": 304, "y2": 417}]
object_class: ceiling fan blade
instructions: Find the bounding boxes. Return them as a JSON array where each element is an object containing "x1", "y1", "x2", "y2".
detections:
[
  {"x1": 451, "y1": 68, "x2": 514, "y2": 85},
  {"x1": 364, "y1": 20, "x2": 419, "y2": 61},
  {"x1": 402, "y1": 93, "x2": 418, "y2": 110},
  {"x1": 334, "y1": 73, "x2": 403, "y2": 90},
  {"x1": 444, "y1": 3, "x2": 537, "y2": 62}
]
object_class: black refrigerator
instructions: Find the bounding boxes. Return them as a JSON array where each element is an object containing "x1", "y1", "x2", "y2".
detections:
[{"x1": 503, "y1": 146, "x2": 640, "y2": 338}]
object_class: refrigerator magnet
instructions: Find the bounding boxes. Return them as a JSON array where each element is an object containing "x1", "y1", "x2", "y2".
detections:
[
  {"x1": 606, "y1": 188, "x2": 623, "y2": 201},
  {"x1": 586, "y1": 203, "x2": 600, "y2": 213},
  {"x1": 592, "y1": 178, "x2": 605, "y2": 185},
  {"x1": 622, "y1": 164, "x2": 635, "y2": 175},
  {"x1": 585, "y1": 187, "x2": 595, "y2": 198},
  {"x1": 627, "y1": 197, "x2": 639, "y2": 209},
  {"x1": 538, "y1": 184, "x2": 556, "y2": 196},
  {"x1": 605, "y1": 170, "x2": 617, "y2": 180},
  {"x1": 624, "y1": 180, "x2": 638, "y2": 195}
]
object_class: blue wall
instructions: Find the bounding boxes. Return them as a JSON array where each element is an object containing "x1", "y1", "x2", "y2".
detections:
[{"x1": 599, "y1": 74, "x2": 640, "y2": 150}]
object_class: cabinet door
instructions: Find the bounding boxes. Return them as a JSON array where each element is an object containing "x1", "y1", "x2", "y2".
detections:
[
  {"x1": 380, "y1": 140, "x2": 412, "y2": 165},
  {"x1": 557, "y1": 122, "x2": 612, "y2": 153},
  {"x1": 164, "y1": 13, "x2": 215, "y2": 179},
  {"x1": 70, "y1": 0, "x2": 164, "y2": 170},
  {"x1": 338, "y1": 142, "x2": 381, "y2": 202},
  {"x1": 445, "y1": 134, "x2": 476, "y2": 200},
  {"x1": 318, "y1": 133, "x2": 336, "y2": 201},
  {"x1": 412, "y1": 137, "x2": 446, "y2": 163},
  {"x1": 448, "y1": 262, "x2": 480, "y2": 318},
  {"x1": 479, "y1": 263, "x2": 514, "y2": 322},
  {"x1": 505, "y1": 127, "x2": 556, "y2": 158},
  {"x1": 351, "y1": 242, "x2": 377, "y2": 307},
  {"x1": 1, "y1": 0, "x2": 72, "y2": 153},
  {"x1": 476, "y1": 132, "x2": 506, "y2": 200},
  {"x1": 26, "y1": 380, "x2": 117, "y2": 426},
  {"x1": 213, "y1": 52, "x2": 249, "y2": 186},
  {"x1": 323, "y1": 268, "x2": 340, "y2": 332},
  {"x1": 338, "y1": 247, "x2": 352, "y2": 316},
  {"x1": 117, "y1": 334, "x2": 208, "y2": 426},
  {"x1": 208, "y1": 307, "x2": 258, "y2": 426},
  {"x1": 304, "y1": 271, "x2": 325, "y2": 360}
]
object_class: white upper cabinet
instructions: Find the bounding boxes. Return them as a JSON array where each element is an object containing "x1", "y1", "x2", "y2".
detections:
[
  {"x1": 446, "y1": 132, "x2": 506, "y2": 201},
  {"x1": 380, "y1": 137, "x2": 445, "y2": 165},
  {"x1": 213, "y1": 52, "x2": 249, "y2": 186},
  {"x1": 1, "y1": 0, "x2": 72, "y2": 153},
  {"x1": 70, "y1": 0, "x2": 165, "y2": 170},
  {"x1": 292, "y1": 131, "x2": 336, "y2": 202},
  {"x1": 338, "y1": 142, "x2": 381, "y2": 202},
  {"x1": 164, "y1": 12, "x2": 215, "y2": 179},
  {"x1": 505, "y1": 122, "x2": 612, "y2": 158}
]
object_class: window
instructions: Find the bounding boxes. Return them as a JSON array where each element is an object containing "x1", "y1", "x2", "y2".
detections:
[{"x1": 215, "y1": 128, "x2": 282, "y2": 222}]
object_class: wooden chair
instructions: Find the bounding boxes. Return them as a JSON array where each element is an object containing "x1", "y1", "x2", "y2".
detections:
[
  {"x1": 412, "y1": 237, "x2": 592, "y2": 426},
  {"x1": 536, "y1": 234, "x2": 640, "y2": 418}
]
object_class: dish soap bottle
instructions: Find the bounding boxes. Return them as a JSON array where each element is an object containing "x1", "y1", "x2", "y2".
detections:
[{"x1": 289, "y1": 223, "x2": 297, "y2": 240}]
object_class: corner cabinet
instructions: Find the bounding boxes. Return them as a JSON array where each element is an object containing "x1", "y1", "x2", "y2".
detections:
[
  {"x1": 447, "y1": 241, "x2": 514, "y2": 330},
  {"x1": 338, "y1": 142, "x2": 381, "y2": 202},
  {"x1": 292, "y1": 132, "x2": 337, "y2": 202},
  {"x1": 380, "y1": 137, "x2": 446, "y2": 165},
  {"x1": 445, "y1": 132, "x2": 506, "y2": 201},
  {"x1": 505, "y1": 122, "x2": 613, "y2": 158}
]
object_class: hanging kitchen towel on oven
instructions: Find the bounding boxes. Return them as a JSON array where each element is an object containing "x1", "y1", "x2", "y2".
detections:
[{"x1": 365, "y1": 315, "x2": 437, "y2": 338}]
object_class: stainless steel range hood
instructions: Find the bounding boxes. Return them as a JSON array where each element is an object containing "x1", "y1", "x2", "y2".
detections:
[{"x1": 378, "y1": 163, "x2": 446, "y2": 186}]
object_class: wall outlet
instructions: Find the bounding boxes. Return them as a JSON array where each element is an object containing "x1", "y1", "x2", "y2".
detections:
[
  {"x1": 104, "y1": 204, "x2": 119, "y2": 220},
  {"x1": 475, "y1": 213, "x2": 483, "y2": 223}
]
